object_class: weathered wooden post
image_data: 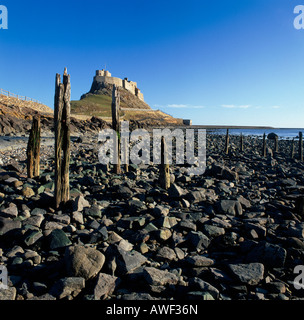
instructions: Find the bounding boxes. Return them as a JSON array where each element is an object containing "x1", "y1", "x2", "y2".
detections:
[
  {"x1": 299, "y1": 132, "x2": 303, "y2": 161},
  {"x1": 224, "y1": 129, "x2": 229, "y2": 155},
  {"x1": 54, "y1": 68, "x2": 71, "y2": 209},
  {"x1": 240, "y1": 133, "x2": 244, "y2": 152},
  {"x1": 159, "y1": 136, "x2": 170, "y2": 190},
  {"x1": 262, "y1": 133, "x2": 267, "y2": 157},
  {"x1": 111, "y1": 85, "x2": 121, "y2": 174},
  {"x1": 27, "y1": 116, "x2": 41, "y2": 178},
  {"x1": 123, "y1": 139, "x2": 129, "y2": 173},
  {"x1": 274, "y1": 136, "x2": 279, "y2": 153},
  {"x1": 291, "y1": 138, "x2": 295, "y2": 159}
]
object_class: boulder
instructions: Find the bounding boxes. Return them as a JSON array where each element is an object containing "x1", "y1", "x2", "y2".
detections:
[
  {"x1": 48, "y1": 229, "x2": 72, "y2": 250},
  {"x1": 218, "y1": 200, "x2": 242, "y2": 216},
  {"x1": 267, "y1": 133, "x2": 278, "y2": 140},
  {"x1": 143, "y1": 267, "x2": 179, "y2": 286},
  {"x1": 0, "y1": 217, "x2": 21, "y2": 235},
  {"x1": 246, "y1": 241, "x2": 287, "y2": 268},
  {"x1": 72, "y1": 195, "x2": 90, "y2": 212},
  {"x1": 115, "y1": 246, "x2": 147, "y2": 275},
  {"x1": 65, "y1": 245, "x2": 105, "y2": 280},
  {"x1": 93, "y1": 273, "x2": 121, "y2": 300},
  {"x1": 187, "y1": 231, "x2": 210, "y2": 250},
  {"x1": 50, "y1": 277, "x2": 85, "y2": 299},
  {"x1": 228, "y1": 263, "x2": 264, "y2": 286}
]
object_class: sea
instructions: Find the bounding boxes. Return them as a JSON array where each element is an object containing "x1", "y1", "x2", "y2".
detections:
[
  {"x1": 197, "y1": 128, "x2": 304, "y2": 139},
  {"x1": 0, "y1": 128, "x2": 303, "y2": 147}
]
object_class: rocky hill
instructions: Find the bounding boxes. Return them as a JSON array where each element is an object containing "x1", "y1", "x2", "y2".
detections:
[
  {"x1": 71, "y1": 82, "x2": 183, "y2": 126},
  {"x1": 0, "y1": 95, "x2": 110, "y2": 136}
]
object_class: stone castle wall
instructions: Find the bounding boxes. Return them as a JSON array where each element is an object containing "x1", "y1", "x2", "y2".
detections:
[
  {"x1": 94, "y1": 70, "x2": 144, "y2": 102},
  {"x1": 122, "y1": 79, "x2": 136, "y2": 95},
  {"x1": 95, "y1": 75, "x2": 123, "y2": 88}
]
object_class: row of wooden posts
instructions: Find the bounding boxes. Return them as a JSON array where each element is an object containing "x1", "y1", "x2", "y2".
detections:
[
  {"x1": 224, "y1": 128, "x2": 303, "y2": 160},
  {"x1": 25, "y1": 70, "x2": 303, "y2": 209},
  {"x1": 25, "y1": 69, "x2": 170, "y2": 209}
]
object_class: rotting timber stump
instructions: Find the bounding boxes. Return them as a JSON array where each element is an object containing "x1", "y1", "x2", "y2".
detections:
[
  {"x1": 262, "y1": 133, "x2": 267, "y2": 157},
  {"x1": 111, "y1": 85, "x2": 121, "y2": 174},
  {"x1": 224, "y1": 129, "x2": 229, "y2": 155},
  {"x1": 159, "y1": 136, "x2": 170, "y2": 190},
  {"x1": 26, "y1": 116, "x2": 41, "y2": 178},
  {"x1": 54, "y1": 68, "x2": 71, "y2": 209}
]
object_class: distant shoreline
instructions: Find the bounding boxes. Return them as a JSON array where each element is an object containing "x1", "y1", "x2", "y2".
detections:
[{"x1": 190, "y1": 125, "x2": 274, "y2": 129}]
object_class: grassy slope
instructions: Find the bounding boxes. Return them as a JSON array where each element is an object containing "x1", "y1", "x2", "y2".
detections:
[
  {"x1": 71, "y1": 94, "x2": 183, "y2": 124},
  {"x1": 71, "y1": 95, "x2": 119, "y2": 117}
]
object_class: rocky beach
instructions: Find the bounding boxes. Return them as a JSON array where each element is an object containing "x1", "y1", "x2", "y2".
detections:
[{"x1": 0, "y1": 131, "x2": 304, "y2": 301}]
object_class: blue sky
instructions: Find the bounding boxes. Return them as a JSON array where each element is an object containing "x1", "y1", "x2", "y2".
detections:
[{"x1": 1, "y1": 0, "x2": 304, "y2": 127}]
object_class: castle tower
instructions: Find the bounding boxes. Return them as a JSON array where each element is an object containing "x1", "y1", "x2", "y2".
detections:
[{"x1": 92, "y1": 69, "x2": 144, "y2": 101}]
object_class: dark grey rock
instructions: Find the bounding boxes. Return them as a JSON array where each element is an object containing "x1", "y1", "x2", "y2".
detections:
[
  {"x1": 49, "y1": 229, "x2": 72, "y2": 250},
  {"x1": 116, "y1": 185, "x2": 133, "y2": 199},
  {"x1": 65, "y1": 245, "x2": 105, "y2": 280},
  {"x1": 187, "y1": 231, "x2": 210, "y2": 250},
  {"x1": 72, "y1": 195, "x2": 90, "y2": 212},
  {"x1": 0, "y1": 217, "x2": 21, "y2": 235},
  {"x1": 168, "y1": 183, "x2": 187, "y2": 198},
  {"x1": 0, "y1": 203, "x2": 18, "y2": 218},
  {"x1": 267, "y1": 133, "x2": 278, "y2": 140},
  {"x1": 143, "y1": 267, "x2": 179, "y2": 286},
  {"x1": 84, "y1": 204, "x2": 102, "y2": 218},
  {"x1": 156, "y1": 246, "x2": 177, "y2": 261},
  {"x1": 185, "y1": 255, "x2": 215, "y2": 267},
  {"x1": 115, "y1": 246, "x2": 147, "y2": 275},
  {"x1": 246, "y1": 241, "x2": 287, "y2": 268},
  {"x1": 128, "y1": 199, "x2": 147, "y2": 213},
  {"x1": 50, "y1": 277, "x2": 85, "y2": 299},
  {"x1": 228, "y1": 263, "x2": 264, "y2": 285},
  {"x1": 218, "y1": 200, "x2": 242, "y2": 216},
  {"x1": 24, "y1": 230, "x2": 43, "y2": 246},
  {"x1": 202, "y1": 224, "x2": 225, "y2": 238},
  {"x1": 189, "y1": 277, "x2": 220, "y2": 299},
  {"x1": 93, "y1": 273, "x2": 121, "y2": 300}
]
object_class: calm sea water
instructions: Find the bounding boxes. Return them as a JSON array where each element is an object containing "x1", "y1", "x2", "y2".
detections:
[
  {"x1": 202, "y1": 128, "x2": 304, "y2": 139},
  {"x1": 0, "y1": 128, "x2": 303, "y2": 145}
]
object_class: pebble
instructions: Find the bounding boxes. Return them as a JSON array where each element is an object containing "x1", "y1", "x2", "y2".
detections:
[{"x1": 0, "y1": 132, "x2": 303, "y2": 301}]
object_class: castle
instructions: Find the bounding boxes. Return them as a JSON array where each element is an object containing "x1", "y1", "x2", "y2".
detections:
[{"x1": 93, "y1": 69, "x2": 144, "y2": 102}]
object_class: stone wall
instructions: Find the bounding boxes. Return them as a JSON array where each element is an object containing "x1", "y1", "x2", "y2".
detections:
[
  {"x1": 123, "y1": 79, "x2": 136, "y2": 95},
  {"x1": 94, "y1": 76, "x2": 123, "y2": 88},
  {"x1": 94, "y1": 70, "x2": 145, "y2": 102},
  {"x1": 135, "y1": 89, "x2": 144, "y2": 101}
]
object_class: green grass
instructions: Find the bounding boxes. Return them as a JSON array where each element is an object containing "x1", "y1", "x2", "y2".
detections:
[
  {"x1": 71, "y1": 94, "x2": 128, "y2": 117},
  {"x1": 71, "y1": 93, "x2": 183, "y2": 124}
]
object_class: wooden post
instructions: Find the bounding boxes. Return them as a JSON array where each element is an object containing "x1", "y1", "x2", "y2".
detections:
[
  {"x1": 111, "y1": 85, "x2": 121, "y2": 174},
  {"x1": 224, "y1": 129, "x2": 229, "y2": 155},
  {"x1": 274, "y1": 136, "x2": 279, "y2": 153},
  {"x1": 262, "y1": 133, "x2": 267, "y2": 157},
  {"x1": 159, "y1": 136, "x2": 170, "y2": 190},
  {"x1": 291, "y1": 138, "x2": 295, "y2": 159},
  {"x1": 54, "y1": 68, "x2": 71, "y2": 209},
  {"x1": 26, "y1": 116, "x2": 41, "y2": 178},
  {"x1": 299, "y1": 132, "x2": 303, "y2": 161},
  {"x1": 123, "y1": 139, "x2": 129, "y2": 173},
  {"x1": 112, "y1": 84, "x2": 121, "y2": 174},
  {"x1": 240, "y1": 133, "x2": 244, "y2": 152}
]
